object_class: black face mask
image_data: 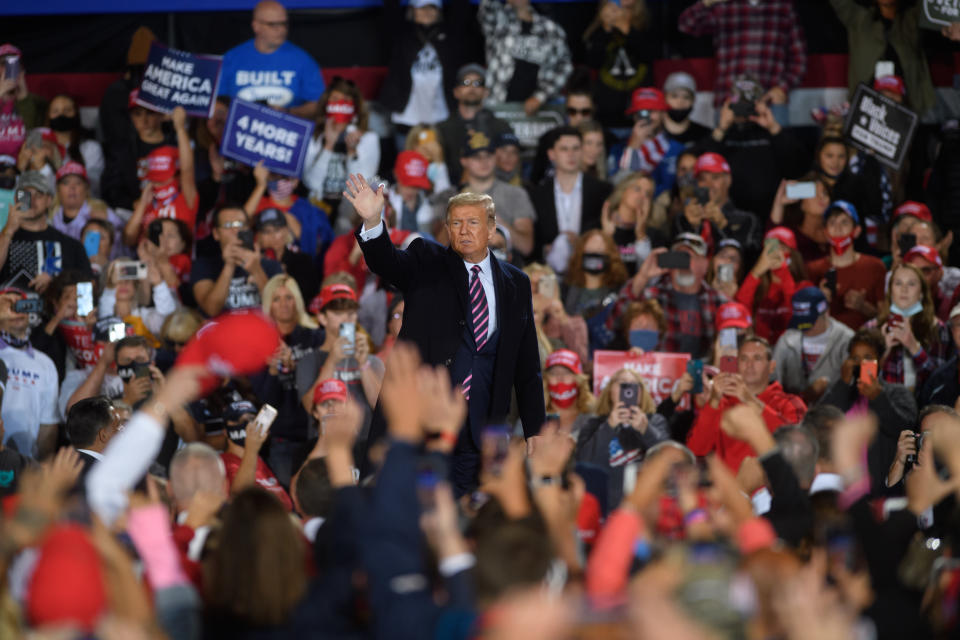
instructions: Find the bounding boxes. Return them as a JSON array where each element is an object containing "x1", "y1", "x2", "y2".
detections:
[
  {"x1": 49, "y1": 115, "x2": 80, "y2": 132},
  {"x1": 612, "y1": 226, "x2": 635, "y2": 247},
  {"x1": 116, "y1": 364, "x2": 136, "y2": 382},
  {"x1": 667, "y1": 107, "x2": 693, "y2": 124},
  {"x1": 582, "y1": 252, "x2": 608, "y2": 275}
]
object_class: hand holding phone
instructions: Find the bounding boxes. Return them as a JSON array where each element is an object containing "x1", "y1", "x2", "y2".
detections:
[
  {"x1": 785, "y1": 182, "x2": 816, "y2": 200},
  {"x1": 859, "y1": 359, "x2": 878, "y2": 385},
  {"x1": 824, "y1": 269, "x2": 838, "y2": 296},
  {"x1": 687, "y1": 359, "x2": 704, "y2": 394},
  {"x1": 254, "y1": 404, "x2": 278, "y2": 436},
  {"x1": 656, "y1": 251, "x2": 692, "y2": 271},
  {"x1": 339, "y1": 321, "x2": 356, "y2": 356},
  {"x1": 76, "y1": 282, "x2": 94, "y2": 318},
  {"x1": 619, "y1": 382, "x2": 639, "y2": 408}
]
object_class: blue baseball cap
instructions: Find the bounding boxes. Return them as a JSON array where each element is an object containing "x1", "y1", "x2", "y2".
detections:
[
  {"x1": 823, "y1": 200, "x2": 860, "y2": 226},
  {"x1": 789, "y1": 286, "x2": 829, "y2": 331}
]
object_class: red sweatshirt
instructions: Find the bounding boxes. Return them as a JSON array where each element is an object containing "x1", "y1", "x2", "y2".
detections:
[
  {"x1": 686, "y1": 381, "x2": 807, "y2": 472},
  {"x1": 734, "y1": 265, "x2": 796, "y2": 344}
]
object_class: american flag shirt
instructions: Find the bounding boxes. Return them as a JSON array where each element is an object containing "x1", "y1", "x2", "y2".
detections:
[{"x1": 678, "y1": 0, "x2": 807, "y2": 107}]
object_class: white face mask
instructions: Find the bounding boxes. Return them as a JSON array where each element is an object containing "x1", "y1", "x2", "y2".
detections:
[{"x1": 674, "y1": 272, "x2": 697, "y2": 288}]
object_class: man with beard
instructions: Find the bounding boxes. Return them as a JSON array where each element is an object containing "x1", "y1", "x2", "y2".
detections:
[{"x1": 436, "y1": 64, "x2": 513, "y2": 186}]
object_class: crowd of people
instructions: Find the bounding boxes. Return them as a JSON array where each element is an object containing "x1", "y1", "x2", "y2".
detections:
[{"x1": 1, "y1": 0, "x2": 960, "y2": 637}]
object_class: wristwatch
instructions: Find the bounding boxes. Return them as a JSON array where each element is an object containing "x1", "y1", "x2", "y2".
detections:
[{"x1": 529, "y1": 474, "x2": 563, "y2": 490}]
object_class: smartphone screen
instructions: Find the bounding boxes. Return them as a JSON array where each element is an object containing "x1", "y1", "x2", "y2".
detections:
[
  {"x1": 619, "y1": 382, "x2": 639, "y2": 407},
  {"x1": 785, "y1": 182, "x2": 816, "y2": 200},
  {"x1": 339, "y1": 321, "x2": 355, "y2": 355},
  {"x1": 687, "y1": 359, "x2": 704, "y2": 394},
  {"x1": 717, "y1": 263, "x2": 735, "y2": 283},
  {"x1": 825, "y1": 269, "x2": 837, "y2": 294},
  {"x1": 254, "y1": 404, "x2": 278, "y2": 436},
  {"x1": 13, "y1": 298, "x2": 42, "y2": 314},
  {"x1": 481, "y1": 425, "x2": 511, "y2": 477},
  {"x1": 76, "y1": 282, "x2": 94, "y2": 318},
  {"x1": 656, "y1": 251, "x2": 691, "y2": 271},
  {"x1": 719, "y1": 328, "x2": 738, "y2": 350},
  {"x1": 859, "y1": 359, "x2": 878, "y2": 385}
]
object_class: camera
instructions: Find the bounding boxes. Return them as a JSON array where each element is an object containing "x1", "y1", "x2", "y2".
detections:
[{"x1": 906, "y1": 432, "x2": 925, "y2": 466}]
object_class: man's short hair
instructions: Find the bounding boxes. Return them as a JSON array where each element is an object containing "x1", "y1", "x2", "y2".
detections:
[
  {"x1": 65, "y1": 396, "x2": 114, "y2": 449},
  {"x1": 446, "y1": 192, "x2": 496, "y2": 223},
  {"x1": 919, "y1": 404, "x2": 959, "y2": 424},
  {"x1": 550, "y1": 125, "x2": 583, "y2": 146},
  {"x1": 212, "y1": 204, "x2": 249, "y2": 229},
  {"x1": 774, "y1": 425, "x2": 819, "y2": 488},
  {"x1": 115, "y1": 335, "x2": 152, "y2": 362},
  {"x1": 169, "y1": 443, "x2": 226, "y2": 507},
  {"x1": 295, "y1": 458, "x2": 334, "y2": 519},
  {"x1": 801, "y1": 405, "x2": 844, "y2": 462},
  {"x1": 739, "y1": 335, "x2": 772, "y2": 360},
  {"x1": 849, "y1": 328, "x2": 885, "y2": 360}
]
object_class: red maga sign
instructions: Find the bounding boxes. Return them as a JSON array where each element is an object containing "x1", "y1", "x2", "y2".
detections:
[{"x1": 592, "y1": 350, "x2": 691, "y2": 407}]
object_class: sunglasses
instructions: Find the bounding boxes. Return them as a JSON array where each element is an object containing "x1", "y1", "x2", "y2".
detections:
[
  {"x1": 566, "y1": 107, "x2": 593, "y2": 116},
  {"x1": 460, "y1": 79, "x2": 484, "y2": 88}
]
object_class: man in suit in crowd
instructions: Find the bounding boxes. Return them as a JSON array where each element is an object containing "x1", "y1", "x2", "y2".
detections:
[
  {"x1": 65, "y1": 396, "x2": 121, "y2": 488},
  {"x1": 345, "y1": 174, "x2": 545, "y2": 492},
  {"x1": 529, "y1": 125, "x2": 613, "y2": 269}
]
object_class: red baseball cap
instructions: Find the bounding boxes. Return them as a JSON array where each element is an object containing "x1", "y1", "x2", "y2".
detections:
[
  {"x1": 27, "y1": 525, "x2": 107, "y2": 631},
  {"x1": 764, "y1": 226, "x2": 797, "y2": 251},
  {"x1": 625, "y1": 87, "x2": 668, "y2": 115},
  {"x1": 56, "y1": 160, "x2": 88, "y2": 183},
  {"x1": 694, "y1": 152, "x2": 731, "y2": 176},
  {"x1": 0, "y1": 44, "x2": 22, "y2": 58},
  {"x1": 394, "y1": 150, "x2": 432, "y2": 190},
  {"x1": 873, "y1": 75, "x2": 905, "y2": 97},
  {"x1": 892, "y1": 201, "x2": 932, "y2": 223},
  {"x1": 138, "y1": 145, "x2": 179, "y2": 184},
  {"x1": 312, "y1": 284, "x2": 358, "y2": 315},
  {"x1": 175, "y1": 310, "x2": 282, "y2": 396},
  {"x1": 904, "y1": 244, "x2": 943, "y2": 269},
  {"x1": 545, "y1": 348, "x2": 582, "y2": 374},
  {"x1": 313, "y1": 378, "x2": 348, "y2": 405},
  {"x1": 716, "y1": 301, "x2": 753, "y2": 331}
]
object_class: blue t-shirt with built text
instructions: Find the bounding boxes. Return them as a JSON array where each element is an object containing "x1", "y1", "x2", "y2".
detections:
[{"x1": 220, "y1": 40, "x2": 325, "y2": 108}]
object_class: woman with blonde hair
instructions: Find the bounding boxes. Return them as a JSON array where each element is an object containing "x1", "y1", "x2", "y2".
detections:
[
  {"x1": 601, "y1": 172, "x2": 667, "y2": 275},
  {"x1": 864, "y1": 262, "x2": 953, "y2": 392},
  {"x1": 524, "y1": 262, "x2": 589, "y2": 366},
  {"x1": 253, "y1": 274, "x2": 324, "y2": 487},
  {"x1": 542, "y1": 349, "x2": 596, "y2": 438},
  {"x1": 575, "y1": 366, "x2": 668, "y2": 507},
  {"x1": 404, "y1": 125, "x2": 451, "y2": 192}
]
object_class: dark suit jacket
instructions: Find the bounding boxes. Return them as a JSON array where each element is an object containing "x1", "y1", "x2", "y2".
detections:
[
  {"x1": 529, "y1": 174, "x2": 613, "y2": 262},
  {"x1": 357, "y1": 223, "x2": 545, "y2": 445}
]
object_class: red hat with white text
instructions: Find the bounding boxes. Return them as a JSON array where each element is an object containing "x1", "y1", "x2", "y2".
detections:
[
  {"x1": 545, "y1": 349, "x2": 582, "y2": 375},
  {"x1": 394, "y1": 150, "x2": 432, "y2": 190}
]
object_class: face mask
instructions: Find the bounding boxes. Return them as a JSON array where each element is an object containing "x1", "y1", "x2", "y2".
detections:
[
  {"x1": 612, "y1": 226, "x2": 635, "y2": 247},
  {"x1": 548, "y1": 381, "x2": 578, "y2": 409},
  {"x1": 674, "y1": 272, "x2": 697, "y2": 288},
  {"x1": 667, "y1": 107, "x2": 693, "y2": 123},
  {"x1": 225, "y1": 417, "x2": 253, "y2": 447},
  {"x1": 676, "y1": 173, "x2": 696, "y2": 190},
  {"x1": 582, "y1": 252, "x2": 608, "y2": 274},
  {"x1": 116, "y1": 364, "x2": 136, "y2": 381},
  {"x1": 49, "y1": 115, "x2": 80, "y2": 132},
  {"x1": 492, "y1": 249, "x2": 508, "y2": 262},
  {"x1": 326, "y1": 99, "x2": 355, "y2": 124},
  {"x1": 0, "y1": 330, "x2": 30, "y2": 349},
  {"x1": 890, "y1": 301, "x2": 923, "y2": 318},
  {"x1": 828, "y1": 233, "x2": 853, "y2": 254},
  {"x1": 268, "y1": 179, "x2": 296, "y2": 200},
  {"x1": 819, "y1": 166, "x2": 843, "y2": 180}
]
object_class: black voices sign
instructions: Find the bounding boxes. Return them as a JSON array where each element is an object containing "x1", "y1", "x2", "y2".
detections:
[{"x1": 843, "y1": 84, "x2": 919, "y2": 171}]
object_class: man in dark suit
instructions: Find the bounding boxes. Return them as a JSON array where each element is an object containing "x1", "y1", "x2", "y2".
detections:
[
  {"x1": 345, "y1": 174, "x2": 545, "y2": 493},
  {"x1": 529, "y1": 126, "x2": 613, "y2": 267},
  {"x1": 65, "y1": 396, "x2": 120, "y2": 488}
]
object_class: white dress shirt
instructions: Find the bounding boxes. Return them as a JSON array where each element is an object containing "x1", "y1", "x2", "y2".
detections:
[
  {"x1": 359, "y1": 219, "x2": 498, "y2": 339},
  {"x1": 553, "y1": 173, "x2": 583, "y2": 234}
]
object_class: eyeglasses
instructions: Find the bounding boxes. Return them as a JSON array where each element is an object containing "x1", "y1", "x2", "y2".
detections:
[
  {"x1": 220, "y1": 221, "x2": 246, "y2": 230},
  {"x1": 258, "y1": 19, "x2": 288, "y2": 28},
  {"x1": 460, "y1": 79, "x2": 484, "y2": 88},
  {"x1": 566, "y1": 107, "x2": 593, "y2": 116}
]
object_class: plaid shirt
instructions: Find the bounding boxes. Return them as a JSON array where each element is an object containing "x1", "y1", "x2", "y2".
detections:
[
  {"x1": 607, "y1": 275, "x2": 728, "y2": 359},
  {"x1": 678, "y1": 0, "x2": 807, "y2": 107},
  {"x1": 478, "y1": 0, "x2": 573, "y2": 105},
  {"x1": 865, "y1": 318, "x2": 955, "y2": 392}
]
